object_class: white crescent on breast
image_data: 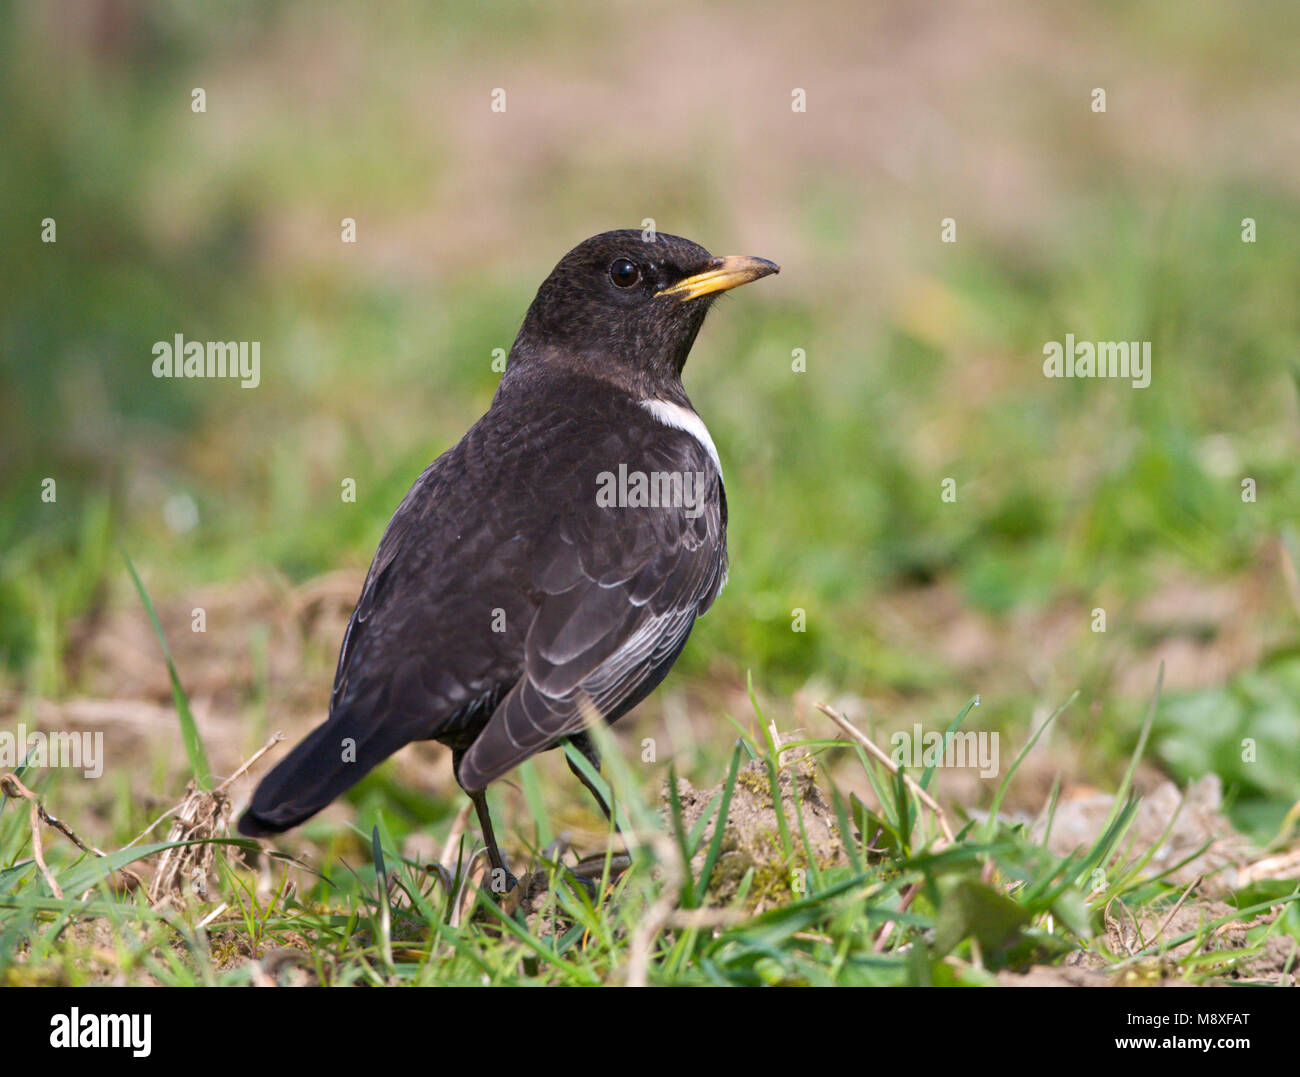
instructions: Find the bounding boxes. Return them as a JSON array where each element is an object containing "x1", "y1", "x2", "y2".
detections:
[{"x1": 640, "y1": 398, "x2": 722, "y2": 477}]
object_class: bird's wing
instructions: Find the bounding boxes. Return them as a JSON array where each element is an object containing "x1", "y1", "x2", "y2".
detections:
[{"x1": 456, "y1": 430, "x2": 726, "y2": 791}]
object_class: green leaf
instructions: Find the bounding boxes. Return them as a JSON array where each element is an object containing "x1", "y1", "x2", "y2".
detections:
[
  {"x1": 121, "y1": 549, "x2": 212, "y2": 790},
  {"x1": 983, "y1": 691, "x2": 1076, "y2": 842},
  {"x1": 0, "y1": 859, "x2": 36, "y2": 893},
  {"x1": 517, "y1": 760, "x2": 552, "y2": 848},
  {"x1": 1049, "y1": 887, "x2": 1093, "y2": 939},
  {"x1": 693, "y1": 743, "x2": 743, "y2": 905},
  {"x1": 1228, "y1": 880, "x2": 1300, "y2": 910},
  {"x1": 54, "y1": 837, "x2": 256, "y2": 896},
  {"x1": 921, "y1": 696, "x2": 980, "y2": 792},
  {"x1": 933, "y1": 877, "x2": 1032, "y2": 959},
  {"x1": 665, "y1": 764, "x2": 697, "y2": 907}
]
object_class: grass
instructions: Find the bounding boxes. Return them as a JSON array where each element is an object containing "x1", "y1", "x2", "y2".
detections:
[{"x1": 2, "y1": 619, "x2": 1297, "y2": 985}]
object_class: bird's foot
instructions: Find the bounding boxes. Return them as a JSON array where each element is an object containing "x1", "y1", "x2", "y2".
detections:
[
  {"x1": 558, "y1": 849, "x2": 632, "y2": 900},
  {"x1": 572, "y1": 848, "x2": 632, "y2": 881},
  {"x1": 560, "y1": 868, "x2": 599, "y2": 900}
]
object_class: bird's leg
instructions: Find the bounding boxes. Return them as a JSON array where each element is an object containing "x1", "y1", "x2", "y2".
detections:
[
  {"x1": 467, "y1": 788, "x2": 518, "y2": 895},
  {"x1": 563, "y1": 733, "x2": 633, "y2": 889},
  {"x1": 453, "y1": 747, "x2": 517, "y2": 894},
  {"x1": 565, "y1": 732, "x2": 617, "y2": 826}
]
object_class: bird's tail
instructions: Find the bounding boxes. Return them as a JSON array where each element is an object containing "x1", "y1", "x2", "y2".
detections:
[{"x1": 237, "y1": 711, "x2": 414, "y2": 837}]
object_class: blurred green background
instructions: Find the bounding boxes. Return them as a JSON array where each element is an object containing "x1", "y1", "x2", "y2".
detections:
[{"x1": 2, "y1": 1, "x2": 1298, "y2": 843}]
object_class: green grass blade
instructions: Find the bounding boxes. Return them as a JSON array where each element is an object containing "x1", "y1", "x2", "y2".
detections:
[
  {"x1": 121, "y1": 549, "x2": 212, "y2": 790},
  {"x1": 981, "y1": 691, "x2": 1078, "y2": 842},
  {"x1": 693, "y1": 742, "x2": 743, "y2": 905},
  {"x1": 920, "y1": 696, "x2": 980, "y2": 792}
]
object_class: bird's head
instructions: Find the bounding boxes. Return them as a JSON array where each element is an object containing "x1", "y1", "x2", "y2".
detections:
[{"x1": 508, "y1": 230, "x2": 778, "y2": 394}]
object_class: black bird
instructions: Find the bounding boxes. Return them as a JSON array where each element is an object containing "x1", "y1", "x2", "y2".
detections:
[{"x1": 237, "y1": 230, "x2": 778, "y2": 885}]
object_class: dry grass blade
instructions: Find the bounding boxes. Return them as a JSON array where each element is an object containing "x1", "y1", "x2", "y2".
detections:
[
  {"x1": 126, "y1": 732, "x2": 284, "y2": 851},
  {"x1": 146, "y1": 733, "x2": 283, "y2": 907},
  {"x1": 147, "y1": 782, "x2": 232, "y2": 906},
  {"x1": 439, "y1": 801, "x2": 472, "y2": 869},
  {"x1": 0, "y1": 772, "x2": 128, "y2": 899},
  {"x1": 814, "y1": 700, "x2": 957, "y2": 848},
  {"x1": 624, "y1": 830, "x2": 684, "y2": 988},
  {"x1": 1237, "y1": 846, "x2": 1300, "y2": 886},
  {"x1": 1, "y1": 772, "x2": 106, "y2": 858},
  {"x1": 1153, "y1": 873, "x2": 1204, "y2": 942}
]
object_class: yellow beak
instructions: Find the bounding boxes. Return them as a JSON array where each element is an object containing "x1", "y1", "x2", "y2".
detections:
[{"x1": 655, "y1": 255, "x2": 780, "y2": 301}]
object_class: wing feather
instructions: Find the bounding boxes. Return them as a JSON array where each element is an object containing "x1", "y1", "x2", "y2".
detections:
[{"x1": 458, "y1": 429, "x2": 725, "y2": 791}]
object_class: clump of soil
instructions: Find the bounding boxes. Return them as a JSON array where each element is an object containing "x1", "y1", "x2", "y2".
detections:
[{"x1": 667, "y1": 734, "x2": 847, "y2": 912}]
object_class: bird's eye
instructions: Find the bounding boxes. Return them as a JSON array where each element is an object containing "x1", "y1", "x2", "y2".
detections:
[{"x1": 609, "y1": 258, "x2": 641, "y2": 288}]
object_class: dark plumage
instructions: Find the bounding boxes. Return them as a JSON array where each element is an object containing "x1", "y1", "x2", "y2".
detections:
[{"x1": 237, "y1": 230, "x2": 778, "y2": 883}]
